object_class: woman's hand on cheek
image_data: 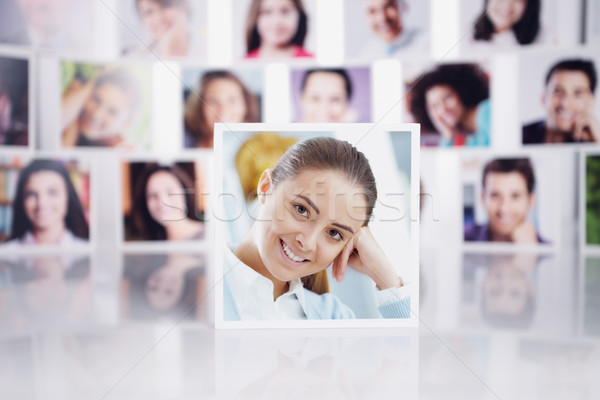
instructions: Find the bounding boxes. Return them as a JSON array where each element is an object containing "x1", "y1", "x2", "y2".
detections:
[
  {"x1": 429, "y1": 111, "x2": 456, "y2": 143},
  {"x1": 332, "y1": 227, "x2": 403, "y2": 290}
]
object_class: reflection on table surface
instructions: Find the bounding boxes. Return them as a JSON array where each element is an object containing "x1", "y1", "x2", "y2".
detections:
[{"x1": 0, "y1": 248, "x2": 597, "y2": 399}]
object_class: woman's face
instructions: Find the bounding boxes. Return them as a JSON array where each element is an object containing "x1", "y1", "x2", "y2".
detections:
[
  {"x1": 138, "y1": 0, "x2": 186, "y2": 39},
  {"x1": 486, "y1": 0, "x2": 528, "y2": 33},
  {"x1": 146, "y1": 266, "x2": 185, "y2": 310},
  {"x1": 425, "y1": 84, "x2": 466, "y2": 131},
  {"x1": 255, "y1": 169, "x2": 367, "y2": 283},
  {"x1": 203, "y1": 78, "x2": 248, "y2": 129},
  {"x1": 256, "y1": 0, "x2": 300, "y2": 48},
  {"x1": 145, "y1": 171, "x2": 188, "y2": 225},
  {"x1": 300, "y1": 72, "x2": 349, "y2": 123},
  {"x1": 23, "y1": 170, "x2": 68, "y2": 232}
]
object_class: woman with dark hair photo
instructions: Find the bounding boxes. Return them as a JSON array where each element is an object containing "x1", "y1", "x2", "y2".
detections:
[
  {"x1": 184, "y1": 70, "x2": 260, "y2": 148},
  {"x1": 409, "y1": 63, "x2": 491, "y2": 147},
  {"x1": 223, "y1": 137, "x2": 411, "y2": 321},
  {"x1": 130, "y1": 164, "x2": 204, "y2": 241},
  {"x1": 5, "y1": 159, "x2": 89, "y2": 246},
  {"x1": 298, "y1": 68, "x2": 359, "y2": 123},
  {"x1": 472, "y1": 0, "x2": 544, "y2": 46},
  {"x1": 244, "y1": 0, "x2": 314, "y2": 59}
]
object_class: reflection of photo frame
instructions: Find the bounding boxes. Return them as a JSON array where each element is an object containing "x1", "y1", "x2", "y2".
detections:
[
  {"x1": 460, "y1": 151, "x2": 562, "y2": 251},
  {"x1": 0, "y1": 0, "x2": 93, "y2": 51},
  {"x1": 60, "y1": 60, "x2": 153, "y2": 151},
  {"x1": 233, "y1": 0, "x2": 317, "y2": 61},
  {"x1": 583, "y1": 255, "x2": 600, "y2": 337},
  {"x1": 343, "y1": 0, "x2": 431, "y2": 60},
  {"x1": 120, "y1": 252, "x2": 207, "y2": 322},
  {"x1": 461, "y1": 252, "x2": 565, "y2": 332},
  {"x1": 181, "y1": 67, "x2": 264, "y2": 148},
  {"x1": 0, "y1": 152, "x2": 94, "y2": 253},
  {"x1": 519, "y1": 49, "x2": 600, "y2": 147},
  {"x1": 0, "y1": 254, "x2": 91, "y2": 331},
  {"x1": 0, "y1": 47, "x2": 33, "y2": 149},
  {"x1": 118, "y1": 154, "x2": 212, "y2": 251},
  {"x1": 214, "y1": 122, "x2": 419, "y2": 328},
  {"x1": 215, "y1": 330, "x2": 418, "y2": 398},
  {"x1": 119, "y1": 0, "x2": 207, "y2": 60},
  {"x1": 290, "y1": 66, "x2": 372, "y2": 123}
]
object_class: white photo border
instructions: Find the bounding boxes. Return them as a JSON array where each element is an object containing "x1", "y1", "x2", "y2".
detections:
[{"x1": 213, "y1": 122, "x2": 420, "y2": 329}]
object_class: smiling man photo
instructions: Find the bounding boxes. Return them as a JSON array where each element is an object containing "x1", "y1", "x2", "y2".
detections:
[
  {"x1": 464, "y1": 158, "x2": 546, "y2": 244},
  {"x1": 523, "y1": 58, "x2": 599, "y2": 144}
]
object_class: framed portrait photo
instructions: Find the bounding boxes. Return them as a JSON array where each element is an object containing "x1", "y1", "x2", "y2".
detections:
[{"x1": 214, "y1": 122, "x2": 420, "y2": 328}]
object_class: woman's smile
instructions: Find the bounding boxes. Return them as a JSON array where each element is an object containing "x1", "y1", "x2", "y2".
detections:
[{"x1": 279, "y1": 239, "x2": 309, "y2": 264}]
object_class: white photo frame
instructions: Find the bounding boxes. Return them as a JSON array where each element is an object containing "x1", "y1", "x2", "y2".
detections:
[
  {"x1": 460, "y1": 148, "x2": 566, "y2": 253},
  {"x1": 118, "y1": 0, "x2": 208, "y2": 61},
  {"x1": 519, "y1": 47, "x2": 600, "y2": 148},
  {"x1": 45, "y1": 57, "x2": 154, "y2": 153},
  {"x1": 232, "y1": 0, "x2": 318, "y2": 63},
  {"x1": 0, "y1": 150, "x2": 96, "y2": 255},
  {"x1": 343, "y1": 0, "x2": 432, "y2": 61},
  {"x1": 214, "y1": 122, "x2": 420, "y2": 329},
  {"x1": 117, "y1": 153, "x2": 213, "y2": 253}
]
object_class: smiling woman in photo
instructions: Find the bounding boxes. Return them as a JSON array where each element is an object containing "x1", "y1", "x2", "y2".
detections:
[
  {"x1": 131, "y1": 164, "x2": 204, "y2": 241},
  {"x1": 6, "y1": 160, "x2": 89, "y2": 246},
  {"x1": 409, "y1": 63, "x2": 491, "y2": 147},
  {"x1": 244, "y1": 0, "x2": 314, "y2": 59},
  {"x1": 224, "y1": 137, "x2": 410, "y2": 320},
  {"x1": 124, "y1": 0, "x2": 199, "y2": 58},
  {"x1": 472, "y1": 0, "x2": 544, "y2": 46}
]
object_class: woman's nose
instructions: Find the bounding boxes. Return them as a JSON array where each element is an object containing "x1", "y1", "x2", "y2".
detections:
[{"x1": 296, "y1": 228, "x2": 318, "y2": 252}]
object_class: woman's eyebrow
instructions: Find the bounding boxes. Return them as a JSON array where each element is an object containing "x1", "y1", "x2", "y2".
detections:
[
  {"x1": 332, "y1": 223, "x2": 354, "y2": 234},
  {"x1": 296, "y1": 195, "x2": 320, "y2": 214}
]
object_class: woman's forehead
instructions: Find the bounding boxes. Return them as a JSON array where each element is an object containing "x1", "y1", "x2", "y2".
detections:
[{"x1": 279, "y1": 170, "x2": 368, "y2": 222}]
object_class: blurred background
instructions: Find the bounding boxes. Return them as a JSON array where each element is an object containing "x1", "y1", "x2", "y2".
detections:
[{"x1": 0, "y1": 0, "x2": 599, "y2": 398}]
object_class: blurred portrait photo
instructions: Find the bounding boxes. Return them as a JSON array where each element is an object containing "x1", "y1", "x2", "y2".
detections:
[
  {"x1": 238, "y1": 0, "x2": 316, "y2": 60},
  {"x1": 60, "y1": 61, "x2": 152, "y2": 150},
  {"x1": 406, "y1": 62, "x2": 491, "y2": 147},
  {"x1": 345, "y1": 0, "x2": 430, "y2": 59},
  {"x1": 182, "y1": 68, "x2": 262, "y2": 148},
  {"x1": 586, "y1": 154, "x2": 600, "y2": 245},
  {"x1": 521, "y1": 56, "x2": 600, "y2": 145},
  {"x1": 121, "y1": 161, "x2": 206, "y2": 242},
  {"x1": 0, "y1": 156, "x2": 91, "y2": 248},
  {"x1": 291, "y1": 67, "x2": 371, "y2": 123},
  {"x1": 0, "y1": 54, "x2": 29, "y2": 147},
  {"x1": 463, "y1": 156, "x2": 554, "y2": 245},
  {"x1": 461, "y1": 0, "x2": 557, "y2": 52},
  {"x1": 120, "y1": 0, "x2": 207, "y2": 59},
  {"x1": 0, "y1": 0, "x2": 92, "y2": 51}
]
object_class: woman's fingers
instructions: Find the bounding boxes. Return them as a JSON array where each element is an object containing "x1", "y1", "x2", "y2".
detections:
[{"x1": 335, "y1": 238, "x2": 354, "y2": 282}]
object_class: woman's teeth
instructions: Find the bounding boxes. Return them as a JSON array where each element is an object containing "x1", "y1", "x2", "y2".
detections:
[{"x1": 282, "y1": 241, "x2": 307, "y2": 262}]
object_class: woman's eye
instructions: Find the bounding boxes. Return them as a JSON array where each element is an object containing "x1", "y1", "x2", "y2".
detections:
[
  {"x1": 328, "y1": 229, "x2": 342, "y2": 241},
  {"x1": 294, "y1": 204, "x2": 308, "y2": 217}
]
